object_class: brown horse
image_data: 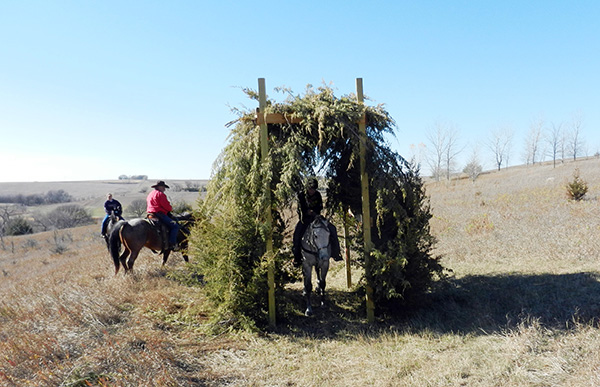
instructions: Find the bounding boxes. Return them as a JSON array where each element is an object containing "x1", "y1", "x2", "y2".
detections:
[{"x1": 108, "y1": 213, "x2": 193, "y2": 274}]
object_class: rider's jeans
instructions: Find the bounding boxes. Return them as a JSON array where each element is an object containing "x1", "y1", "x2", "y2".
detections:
[
  {"x1": 101, "y1": 214, "x2": 123, "y2": 234},
  {"x1": 155, "y1": 212, "x2": 180, "y2": 245}
]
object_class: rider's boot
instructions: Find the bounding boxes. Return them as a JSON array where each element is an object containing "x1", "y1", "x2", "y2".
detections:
[
  {"x1": 292, "y1": 245, "x2": 302, "y2": 267},
  {"x1": 331, "y1": 237, "x2": 342, "y2": 261}
]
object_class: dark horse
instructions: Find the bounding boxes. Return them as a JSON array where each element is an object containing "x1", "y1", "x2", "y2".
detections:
[
  {"x1": 102, "y1": 212, "x2": 121, "y2": 250},
  {"x1": 300, "y1": 216, "x2": 332, "y2": 316},
  {"x1": 108, "y1": 213, "x2": 194, "y2": 274}
]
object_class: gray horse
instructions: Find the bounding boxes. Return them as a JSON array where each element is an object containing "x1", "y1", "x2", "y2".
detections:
[
  {"x1": 300, "y1": 216, "x2": 332, "y2": 316},
  {"x1": 107, "y1": 213, "x2": 193, "y2": 274}
]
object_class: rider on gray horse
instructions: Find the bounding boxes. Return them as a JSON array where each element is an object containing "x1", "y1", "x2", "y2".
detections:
[
  {"x1": 292, "y1": 177, "x2": 342, "y2": 267},
  {"x1": 100, "y1": 193, "x2": 124, "y2": 237}
]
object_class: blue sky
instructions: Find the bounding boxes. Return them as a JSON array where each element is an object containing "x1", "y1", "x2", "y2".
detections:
[{"x1": 1, "y1": 1, "x2": 598, "y2": 182}]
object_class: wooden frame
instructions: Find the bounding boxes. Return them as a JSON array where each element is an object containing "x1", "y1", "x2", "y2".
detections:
[{"x1": 257, "y1": 78, "x2": 375, "y2": 326}]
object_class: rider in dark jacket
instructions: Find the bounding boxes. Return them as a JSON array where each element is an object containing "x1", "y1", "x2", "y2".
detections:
[
  {"x1": 292, "y1": 177, "x2": 342, "y2": 267},
  {"x1": 101, "y1": 193, "x2": 124, "y2": 236}
]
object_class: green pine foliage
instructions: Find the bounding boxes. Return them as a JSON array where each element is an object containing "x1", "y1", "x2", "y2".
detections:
[
  {"x1": 566, "y1": 168, "x2": 588, "y2": 201},
  {"x1": 188, "y1": 84, "x2": 444, "y2": 329}
]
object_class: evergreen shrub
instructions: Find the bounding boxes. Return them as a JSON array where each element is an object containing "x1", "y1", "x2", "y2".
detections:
[
  {"x1": 566, "y1": 168, "x2": 588, "y2": 201},
  {"x1": 188, "y1": 84, "x2": 444, "y2": 329}
]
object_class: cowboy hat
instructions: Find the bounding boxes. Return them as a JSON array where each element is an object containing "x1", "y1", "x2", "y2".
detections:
[{"x1": 151, "y1": 181, "x2": 170, "y2": 189}]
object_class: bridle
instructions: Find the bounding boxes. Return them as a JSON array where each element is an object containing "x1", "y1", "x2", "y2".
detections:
[{"x1": 301, "y1": 218, "x2": 330, "y2": 256}]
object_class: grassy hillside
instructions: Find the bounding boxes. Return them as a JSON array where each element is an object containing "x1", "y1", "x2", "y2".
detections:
[{"x1": 2, "y1": 159, "x2": 600, "y2": 386}]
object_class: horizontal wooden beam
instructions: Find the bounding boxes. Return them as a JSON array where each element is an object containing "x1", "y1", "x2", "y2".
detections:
[{"x1": 255, "y1": 108, "x2": 303, "y2": 125}]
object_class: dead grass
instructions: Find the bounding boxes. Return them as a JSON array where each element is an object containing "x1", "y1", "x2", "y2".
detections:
[
  {"x1": 0, "y1": 225, "x2": 230, "y2": 386},
  {"x1": 2, "y1": 158, "x2": 600, "y2": 386}
]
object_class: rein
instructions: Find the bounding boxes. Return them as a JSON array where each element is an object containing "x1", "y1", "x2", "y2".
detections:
[
  {"x1": 301, "y1": 244, "x2": 319, "y2": 255},
  {"x1": 301, "y1": 220, "x2": 329, "y2": 256}
]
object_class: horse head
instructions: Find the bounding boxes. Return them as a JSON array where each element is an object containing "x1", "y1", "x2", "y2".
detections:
[{"x1": 304, "y1": 216, "x2": 331, "y2": 261}]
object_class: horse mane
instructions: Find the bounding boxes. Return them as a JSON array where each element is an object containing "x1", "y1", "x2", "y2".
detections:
[
  {"x1": 312, "y1": 215, "x2": 329, "y2": 228},
  {"x1": 174, "y1": 212, "x2": 194, "y2": 222}
]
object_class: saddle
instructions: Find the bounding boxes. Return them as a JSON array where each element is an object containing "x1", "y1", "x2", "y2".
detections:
[{"x1": 146, "y1": 213, "x2": 170, "y2": 252}]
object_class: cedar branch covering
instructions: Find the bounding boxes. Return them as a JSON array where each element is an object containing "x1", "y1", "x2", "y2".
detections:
[{"x1": 188, "y1": 84, "x2": 444, "y2": 330}]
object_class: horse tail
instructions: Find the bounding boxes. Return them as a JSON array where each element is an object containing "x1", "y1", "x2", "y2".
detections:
[{"x1": 109, "y1": 221, "x2": 125, "y2": 274}]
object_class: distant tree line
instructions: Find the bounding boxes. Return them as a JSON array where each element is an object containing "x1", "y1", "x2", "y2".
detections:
[
  {"x1": 0, "y1": 190, "x2": 74, "y2": 206},
  {"x1": 0, "y1": 203, "x2": 93, "y2": 237},
  {"x1": 417, "y1": 110, "x2": 592, "y2": 182},
  {"x1": 1, "y1": 195, "x2": 195, "y2": 237},
  {"x1": 118, "y1": 175, "x2": 148, "y2": 180},
  {"x1": 171, "y1": 181, "x2": 207, "y2": 193}
]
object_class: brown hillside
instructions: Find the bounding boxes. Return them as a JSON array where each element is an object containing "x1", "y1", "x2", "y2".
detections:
[{"x1": 2, "y1": 158, "x2": 600, "y2": 385}]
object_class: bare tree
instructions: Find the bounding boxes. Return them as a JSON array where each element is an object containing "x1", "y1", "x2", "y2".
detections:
[
  {"x1": 547, "y1": 122, "x2": 563, "y2": 168},
  {"x1": 126, "y1": 199, "x2": 147, "y2": 218},
  {"x1": 408, "y1": 142, "x2": 427, "y2": 169},
  {"x1": 32, "y1": 210, "x2": 51, "y2": 232},
  {"x1": 523, "y1": 117, "x2": 545, "y2": 165},
  {"x1": 46, "y1": 205, "x2": 93, "y2": 229},
  {"x1": 0, "y1": 204, "x2": 25, "y2": 236},
  {"x1": 560, "y1": 128, "x2": 568, "y2": 162},
  {"x1": 567, "y1": 111, "x2": 585, "y2": 161},
  {"x1": 444, "y1": 127, "x2": 462, "y2": 181},
  {"x1": 488, "y1": 127, "x2": 513, "y2": 171},
  {"x1": 426, "y1": 121, "x2": 462, "y2": 181},
  {"x1": 426, "y1": 124, "x2": 446, "y2": 181}
]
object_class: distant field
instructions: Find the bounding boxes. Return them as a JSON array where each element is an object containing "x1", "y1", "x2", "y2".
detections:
[
  {"x1": 0, "y1": 179, "x2": 208, "y2": 217},
  {"x1": 2, "y1": 159, "x2": 600, "y2": 386}
]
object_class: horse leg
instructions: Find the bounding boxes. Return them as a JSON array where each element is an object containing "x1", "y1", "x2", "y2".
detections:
[
  {"x1": 126, "y1": 250, "x2": 140, "y2": 272},
  {"x1": 302, "y1": 260, "x2": 314, "y2": 317},
  {"x1": 180, "y1": 241, "x2": 189, "y2": 262},
  {"x1": 162, "y1": 250, "x2": 171, "y2": 265},
  {"x1": 316, "y1": 259, "x2": 330, "y2": 307},
  {"x1": 118, "y1": 248, "x2": 130, "y2": 275}
]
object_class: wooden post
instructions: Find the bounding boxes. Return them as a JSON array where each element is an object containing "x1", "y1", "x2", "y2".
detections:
[
  {"x1": 343, "y1": 208, "x2": 352, "y2": 288},
  {"x1": 357, "y1": 78, "x2": 375, "y2": 323},
  {"x1": 258, "y1": 78, "x2": 276, "y2": 328}
]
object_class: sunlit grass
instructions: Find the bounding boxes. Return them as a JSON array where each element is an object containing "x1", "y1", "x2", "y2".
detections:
[{"x1": 1, "y1": 158, "x2": 600, "y2": 385}]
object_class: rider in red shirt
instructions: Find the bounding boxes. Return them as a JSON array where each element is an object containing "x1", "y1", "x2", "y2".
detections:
[{"x1": 146, "y1": 181, "x2": 180, "y2": 250}]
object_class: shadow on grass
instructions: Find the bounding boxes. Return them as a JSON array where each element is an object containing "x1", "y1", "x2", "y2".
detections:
[
  {"x1": 411, "y1": 272, "x2": 600, "y2": 334},
  {"x1": 276, "y1": 286, "x2": 367, "y2": 338},
  {"x1": 277, "y1": 272, "x2": 600, "y2": 338}
]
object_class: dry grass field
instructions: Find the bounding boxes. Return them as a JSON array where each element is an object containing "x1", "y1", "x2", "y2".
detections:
[{"x1": 2, "y1": 158, "x2": 600, "y2": 386}]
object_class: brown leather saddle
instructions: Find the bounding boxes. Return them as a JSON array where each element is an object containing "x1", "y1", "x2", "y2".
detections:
[{"x1": 146, "y1": 213, "x2": 169, "y2": 252}]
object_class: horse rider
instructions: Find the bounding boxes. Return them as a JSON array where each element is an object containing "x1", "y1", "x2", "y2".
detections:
[
  {"x1": 292, "y1": 177, "x2": 342, "y2": 267},
  {"x1": 146, "y1": 181, "x2": 180, "y2": 251},
  {"x1": 101, "y1": 193, "x2": 124, "y2": 237}
]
